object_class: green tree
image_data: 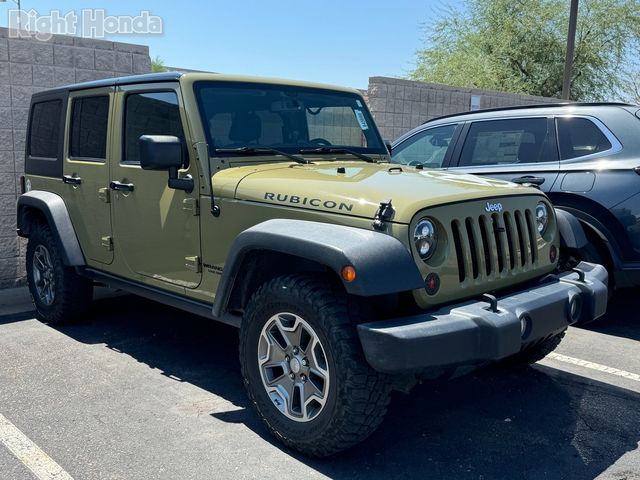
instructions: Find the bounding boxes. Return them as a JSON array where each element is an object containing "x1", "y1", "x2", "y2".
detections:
[
  {"x1": 409, "y1": 0, "x2": 640, "y2": 101},
  {"x1": 151, "y1": 56, "x2": 168, "y2": 73}
]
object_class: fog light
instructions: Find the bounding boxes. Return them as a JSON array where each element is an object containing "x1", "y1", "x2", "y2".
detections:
[
  {"x1": 568, "y1": 294, "x2": 583, "y2": 324},
  {"x1": 549, "y1": 245, "x2": 558, "y2": 263},
  {"x1": 520, "y1": 314, "x2": 532, "y2": 339}
]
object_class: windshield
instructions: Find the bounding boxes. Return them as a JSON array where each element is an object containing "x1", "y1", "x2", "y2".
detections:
[{"x1": 194, "y1": 81, "x2": 386, "y2": 155}]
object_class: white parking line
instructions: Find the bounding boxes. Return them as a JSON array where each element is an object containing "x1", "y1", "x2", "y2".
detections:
[
  {"x1": 0, "y1": 413, "x2": 74, "y2": 480},
  {"x1": 547, "y1": 353, "x2": 640, "y2": 383}
]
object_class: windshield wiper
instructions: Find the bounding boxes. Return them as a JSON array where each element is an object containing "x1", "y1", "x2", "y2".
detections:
[
  {"x1": 214, "y1": 147, "x2": 312, "y2": 164},
  {"x1": 298, "y1": 147, "x2": 374, "y2": 163}
]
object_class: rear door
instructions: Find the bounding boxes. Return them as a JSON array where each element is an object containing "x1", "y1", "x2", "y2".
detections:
[
  {"x1": 448, "y1": 117, "x2": 560, "y2": 193},
  {"x1": 62, "y1": 88, "x2": 114, "y2": 265}
]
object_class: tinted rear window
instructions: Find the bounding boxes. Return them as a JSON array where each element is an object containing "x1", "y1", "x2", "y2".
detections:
[
  {"x1": 556, "y1": 117, "x2": 613, "y2": 160},
  {"x1": 69, "y1": 96, "x2": 109, "y2": 160},
  {"x1": 459, "y1": 118, "x2": 549, "y2": 166},
  {"x1": 29, "y1": 100, "x2": 62, "y2": 159}
]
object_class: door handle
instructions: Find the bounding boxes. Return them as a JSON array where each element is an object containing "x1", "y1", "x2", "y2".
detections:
[
  {"x1": 109, "y1": 180, "x2": 135, "y2": 192},
  {"x1": 62, "y1": 175, "x2": 82, "y2": 185},
  {"x1": 511, "y1": 176, "x2": 545, "y2": 186}
]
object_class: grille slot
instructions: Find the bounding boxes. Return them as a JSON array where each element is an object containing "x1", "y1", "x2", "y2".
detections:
[
  {"x1": 453, "y1": 208, "x2": 537, "y2": 283},
  {"x1": 451, "y1": 220, "x2": 466, "y2": 283}
]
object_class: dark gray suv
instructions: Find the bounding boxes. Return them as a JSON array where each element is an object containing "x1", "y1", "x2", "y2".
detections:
[{"x1": 391, "y1": 103, "x2": 640, "y2": 291}]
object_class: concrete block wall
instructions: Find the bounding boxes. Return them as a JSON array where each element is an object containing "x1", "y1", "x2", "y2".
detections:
[
  {"x1": 0, "y1": 28, "x2": 151, "y2": 288},
  {"x1": 367, "y1": 77, "x2": 558, "y2": 140}
]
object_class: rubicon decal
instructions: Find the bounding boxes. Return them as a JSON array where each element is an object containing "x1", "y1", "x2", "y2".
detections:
[
  {"x1": 485, "y1": 201, "x2": 504, "y2": 213},
  {"x1": 264, "y1": 193, "x2": 353, "y2": 212}
]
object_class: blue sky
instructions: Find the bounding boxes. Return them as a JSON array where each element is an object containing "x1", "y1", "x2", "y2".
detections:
[{"x1": 0, "y1": 0, "x2": 462, "y2": 88}]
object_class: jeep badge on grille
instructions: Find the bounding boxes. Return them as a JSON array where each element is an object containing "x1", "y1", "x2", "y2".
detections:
[{"x1": 485, "y1": 202, "x2": 503, "y2": 213}]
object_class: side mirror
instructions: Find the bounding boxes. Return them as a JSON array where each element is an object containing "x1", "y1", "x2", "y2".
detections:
[
  {"x1": 139, "y1": 135, "x2": 193, "y2": 193},
  {"x1": 384, "y1": 139, "x2": 393, "y2": 155},
  {"x1": 139, "y1": 135, "x2": 183, "y2": 171}
]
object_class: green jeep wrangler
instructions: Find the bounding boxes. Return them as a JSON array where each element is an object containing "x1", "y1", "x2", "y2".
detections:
[{"x1": 17, "y1": 72, "x2": 608, "y2": 456}]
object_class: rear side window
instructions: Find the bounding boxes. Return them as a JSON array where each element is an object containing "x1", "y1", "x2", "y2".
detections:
[
  {"x1": 459, "y1": 118, "x2": 549, "y2": 167},
  {"x1": 29, "y1": 100, "x2": 62, "y2": 159},
  {"x1": 392, "y1": 124, "x2": 457, "y2": 168},
  {"x1": 69, "y1": 96, "x2": 109, "y2": 160},
  {"x1": 556, "y1": 117, "x2": 612, "y2": 160},
  {"x1": 123, "y1": 91, "x2": 184, "y2": 164}
]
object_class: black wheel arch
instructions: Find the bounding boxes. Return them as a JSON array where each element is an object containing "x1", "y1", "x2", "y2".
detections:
[
  {"x1": 17, "y1": 191, "x2": 85, "y2": 267},
  {"x1": 212, "y1": 219, "x2": 424, "y2": 320},
  {"x1": 548, "y1": 192, "x2": 627, "y2": 269}
]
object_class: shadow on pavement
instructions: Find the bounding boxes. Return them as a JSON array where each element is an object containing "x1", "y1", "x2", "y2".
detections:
[
  {"x1": 580, "y1": 289, "x2": 640, "y2": 341},
  {"x1": 51, "y1": 294, "x2": 640, "y2": 480}
]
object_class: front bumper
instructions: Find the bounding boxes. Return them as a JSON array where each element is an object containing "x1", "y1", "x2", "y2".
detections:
[{"x1": 357, "y1": 262, "x2": 608, "y2": 375}]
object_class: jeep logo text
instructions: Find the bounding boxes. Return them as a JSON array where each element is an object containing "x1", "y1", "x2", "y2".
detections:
[{"x1": 485, "y1": 202, "x2": 503, "y2": 213}]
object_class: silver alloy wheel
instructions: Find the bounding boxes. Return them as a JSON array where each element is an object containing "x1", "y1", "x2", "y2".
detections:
[
  {"x1": 258, "y1": 312, "x2": 330, "y2": 422},
  {"x1": 32, "y1": 245, "x2": 55, "y2": 306}
]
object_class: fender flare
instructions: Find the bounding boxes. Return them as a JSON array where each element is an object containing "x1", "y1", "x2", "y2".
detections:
[
  {"x1": 554, "y1": 208, "x2": 588, "y2": 250},
  {"x1": 212, "y1": 219, "x2": 425, "y2": 319},
  {"x1": 17, "y1": 191, "x2": 86, "y2": 266}
]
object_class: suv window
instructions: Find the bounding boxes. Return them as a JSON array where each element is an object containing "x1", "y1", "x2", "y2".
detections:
[
  {"x1": 29, "y1": 100, "x2": 62, "y2": 159},
  {"x1": 392, "y1": 124, "x2": 457, "y2": 168},
  {"x1": 460, "y1": 118, "x2": 548, "y2": 166},
  {"x1": 69, "y1": 96, "x2": 109, "y2": 160},
  {"x1": 556, "y1": 117, "x2": 612, "y2": 160},
  {"x1": 123, "y1": 91, "x2": 184, "y2": 164}
]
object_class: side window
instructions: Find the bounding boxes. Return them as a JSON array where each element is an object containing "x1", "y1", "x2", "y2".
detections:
[
  {"x1": 459, "y1": 118, "x2": 549, "y2": 167},
  {"x1": 392, "y1": 124, "x2": 457, "y2": 168},
  {"x1": 29, "y1": 100, "x2": 62, "y2": 159},
  {"x1": 556, "y1": 117, "x2": 613, "y2": 160},
  {"x1": 69, "y1": 96, "x2": 109, "y2": 160},
  {"x1": 123, "y1": 91, "x2": 184, "y2": 164}
]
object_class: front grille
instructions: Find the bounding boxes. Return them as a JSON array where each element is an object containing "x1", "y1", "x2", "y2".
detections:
[{"x1": 451, "y1": 209, "x2": 538, "y2": 283}]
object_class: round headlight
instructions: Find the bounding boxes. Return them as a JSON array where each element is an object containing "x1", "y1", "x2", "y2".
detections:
[
  {"x1": 414, "y1": 218, "x2": 437, "y2": 260},
  {"x1": 536, "y1": 202, "x2": 549, "y2": 234}
]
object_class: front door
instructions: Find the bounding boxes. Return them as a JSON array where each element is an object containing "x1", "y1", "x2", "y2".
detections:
[
  {"x1": 62, "y1": 88, "x2": 114, "y2": 265},
  {"x1": 109, "y1": 83, "x2": 202, "y2": 290}
]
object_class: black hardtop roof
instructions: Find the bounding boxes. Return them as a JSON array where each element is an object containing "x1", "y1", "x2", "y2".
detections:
[
  {"x1": 32, "y1": 72, "x2": 184, "y2": 98},
  {"x1": 423, "y1": 102, "x2": 637, "y2": 125}
]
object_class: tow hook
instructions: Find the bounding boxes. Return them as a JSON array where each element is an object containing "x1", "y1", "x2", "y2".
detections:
[
  {"x1": 480, "y1": 293, "x2": 499, "y2": 313},
  {"x1": 571, "y1": 268, "x2": 586, "y2": 282}
]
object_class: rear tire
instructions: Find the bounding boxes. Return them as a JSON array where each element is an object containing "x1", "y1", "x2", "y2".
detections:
[
  {"x1": 239, "y1": 274, "x2": 390, "y2": 457},
  {"x1": 26, "y1": 221, "x2": 93, "y2": 324}
]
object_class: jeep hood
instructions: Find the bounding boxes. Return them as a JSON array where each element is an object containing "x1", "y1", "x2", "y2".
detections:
[{"x1": 214, "y1": 162, "x2": 538, "y2": 223}]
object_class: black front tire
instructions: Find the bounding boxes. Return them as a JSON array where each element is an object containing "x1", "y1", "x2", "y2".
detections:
[
  {"x1": 26, "y1": 222, "x2": 93, "y2": 324},
  {"x1": 239, "y1": 274, "x2": 390, "y2": 457}
]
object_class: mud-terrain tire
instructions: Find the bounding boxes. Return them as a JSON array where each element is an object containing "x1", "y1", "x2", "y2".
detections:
[
  {"x1": 239, "y1": 274, "x2": 390, "y2": 457},
  {"x1": 503, "y1": 330, "x2": 566, "y2": 367},
  {"x1": 26, "y1": 221, "x2": 93, "y2": 324}
]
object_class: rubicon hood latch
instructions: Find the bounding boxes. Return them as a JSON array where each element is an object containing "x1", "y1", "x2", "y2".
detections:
[{"x1": 372, "y1": 199, "x2": 394, "y2": 231}]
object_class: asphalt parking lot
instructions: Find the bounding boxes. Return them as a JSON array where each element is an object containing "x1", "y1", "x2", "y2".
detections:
[{"x1": 0, "y1": 288, "x2": 638, "y2": 480}]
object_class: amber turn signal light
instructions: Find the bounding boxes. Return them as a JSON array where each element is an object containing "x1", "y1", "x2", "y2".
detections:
[{"x1": 341, "y1": 265, "x2": 357, "y2": 282}]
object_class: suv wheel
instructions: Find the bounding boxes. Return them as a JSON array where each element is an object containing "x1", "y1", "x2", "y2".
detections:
[
  {"x1": 26, "y1": 222, "x2": 93, "y2": 324},
  {"x1": 239, "y1": 274, "x2": 390, "y2": 457}
]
